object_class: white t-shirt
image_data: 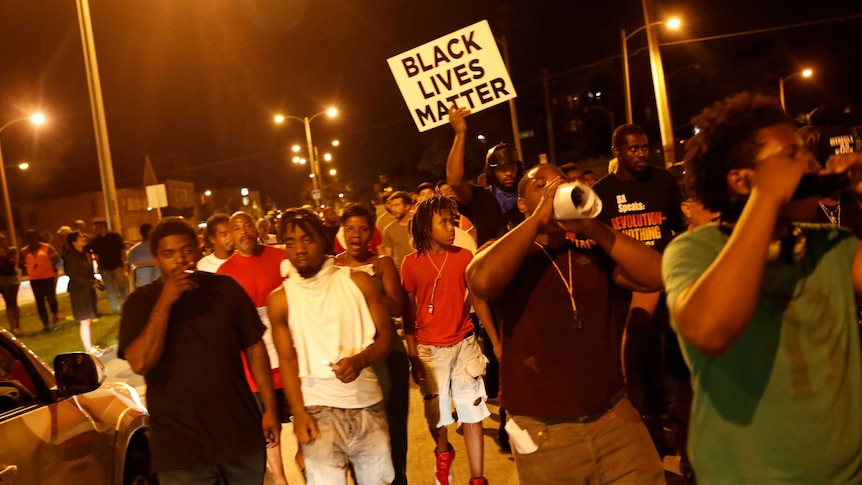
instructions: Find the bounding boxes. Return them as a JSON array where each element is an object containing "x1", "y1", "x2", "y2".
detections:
[{"x1": 196, "y1": 253, "x2": 229, "y2": 273}]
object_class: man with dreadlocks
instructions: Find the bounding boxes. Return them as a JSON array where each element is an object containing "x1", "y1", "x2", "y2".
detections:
[{"x1": 401, "y1": 195, "x2": 499, "y2": 485}]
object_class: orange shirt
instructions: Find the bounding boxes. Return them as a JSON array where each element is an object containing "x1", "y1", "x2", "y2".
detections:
[{"x1": 21, "y1": 243, "x2": 55, "y2": 280}]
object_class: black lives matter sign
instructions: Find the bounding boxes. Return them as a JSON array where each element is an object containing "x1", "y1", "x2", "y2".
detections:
[{"x1": 387, "y1": 20, "x2": 517, "y2": 132}]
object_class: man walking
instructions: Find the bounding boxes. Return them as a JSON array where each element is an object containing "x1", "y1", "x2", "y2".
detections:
[
  {"x1": 268, "y1": 208, "x2": 395, "y2": 484},
  {"x1": 591, "y1": 124, "x2": 686, "y2": 455},
  {"x1": 119, "y1": 217, "x2": 280, "y2": 484},
  {"x1": 218, "y1": 211, "x2": 290, "y2": 485},
  {"x1": 466, "y1": 164, "x2": 666, "y2": 483},
  {"x1": 87, "y1": 217, "x2": 128, "y2": 313},
  {"x1": 663, "y1": 92, "x2": 862, "y2": 483}
]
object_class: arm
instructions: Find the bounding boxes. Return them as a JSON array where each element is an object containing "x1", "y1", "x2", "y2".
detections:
[
  {"x1": 123, "y1": 264, "x2": 196, "y2": 374},
  {"x1": 402, "y1": 291, "x2": 425, "y2": 385},
  {"x1": 244, "y1": 340, "x2": 280, "y2": 448},
  {"x1": 47, "y1": 245, "x2": 60, "y2": 265},
  {"x1": 446, "y1": 104, "x2": 474, "y2": 205},
  {"x1": 377, "y1": 256, "x2": 405, "y2": 318},
  {"x1": 334, "y1": 272, "x2": 396, "y2": 383},
  {"x1": 671, "y1": 147, "x2": 807, "y2": 356},
  {"x1": 562, "y1": 219, "x2": 663, "y2": 292},
  {"x1": 467, "y1": 179, "x2": 563, "y2": 301},
  {"x1": 267, "y1": 287, "x2": 319, "y2": 444},
  {"x1": 469, "y1": 291, "x2": 500, "y2": 359}
]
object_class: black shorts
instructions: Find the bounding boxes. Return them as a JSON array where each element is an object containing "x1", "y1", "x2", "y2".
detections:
[{"x1": 254, "y1": 388, "x2": 292, "y2": 423}]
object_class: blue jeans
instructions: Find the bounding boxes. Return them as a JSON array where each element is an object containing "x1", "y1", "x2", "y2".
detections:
[
  {"x1": 302, "y1": 401, "x2": 394, "y2": 485},
  {"x1": 157, "y1": 448, "x2": 265, "y2": 484},
  {"x1": 509, "y1": 398, "x2": 665, "y2": 484},
  {"x1": 100, "y1": 267, "x2": 128, "y2": 312}
]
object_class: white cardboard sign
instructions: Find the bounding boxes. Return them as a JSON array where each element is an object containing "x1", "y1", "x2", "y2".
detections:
[{"x1": 387, "y1": 20, "x2": 517, "y2": 132}]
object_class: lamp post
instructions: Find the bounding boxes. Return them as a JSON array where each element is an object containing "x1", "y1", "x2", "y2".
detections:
[
  {"x1": 621, "y1": 17, "x2": 679, "y2": 125},
  {"x1": 274, "y1": 108, "x2": 337, "y2": 208},
  {"x1": 0, "y1": 114, "x2": 44, "y2": 252},
  {"x1": 779, "y1": 69, "x2": 813, "y2": 112}
]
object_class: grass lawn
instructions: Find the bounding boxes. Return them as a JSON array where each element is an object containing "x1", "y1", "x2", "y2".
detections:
[{"x1": 2, "y1": 291, "x2": 121, "y2": 369}]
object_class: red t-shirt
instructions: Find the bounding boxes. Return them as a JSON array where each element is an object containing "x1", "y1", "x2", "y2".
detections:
[
  {"x1": 218, "y1": 245, "x2": 286, "y2": 391},
  {"x1": 217, "y1": 245, "x2": 285, "y2": 307},
  {"x1": 401, "y1": 246, "x2": 473, "y2": 346}
]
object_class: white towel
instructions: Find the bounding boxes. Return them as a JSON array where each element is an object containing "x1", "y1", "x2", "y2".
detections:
[{"x1": 283, "y1": 258, "x2": 377, "y2": 378}]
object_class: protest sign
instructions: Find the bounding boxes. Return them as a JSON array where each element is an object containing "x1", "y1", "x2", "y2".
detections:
[{"x1": 387, "y1": 20, "x2": 517, "y2": 132}]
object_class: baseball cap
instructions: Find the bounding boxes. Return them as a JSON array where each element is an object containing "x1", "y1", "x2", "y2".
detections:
[{"x1": 486, "y1": 143, "x2": 521, "y2": 168}]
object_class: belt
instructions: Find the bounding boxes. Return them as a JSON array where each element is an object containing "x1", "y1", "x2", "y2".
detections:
[{"x1": 535, "y1": 388, "x2": 627, "y2": 425}]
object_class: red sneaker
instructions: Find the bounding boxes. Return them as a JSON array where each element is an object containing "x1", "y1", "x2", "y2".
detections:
[
  {"x1": 435, "y1": 443, "x2": 455, "y2": 485},
  {"x1": 469, "y1": 478, "x2": 488, "y2": 485}
]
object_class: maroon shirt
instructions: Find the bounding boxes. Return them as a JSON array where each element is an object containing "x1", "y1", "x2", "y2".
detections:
[{"x1": 493, "y1": 241, "x2": 624, "y2": 417}]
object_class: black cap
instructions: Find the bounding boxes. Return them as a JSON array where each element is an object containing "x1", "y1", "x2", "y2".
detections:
[{"x1": 486, "y1": 143, "x2": 521, "y2": 168}]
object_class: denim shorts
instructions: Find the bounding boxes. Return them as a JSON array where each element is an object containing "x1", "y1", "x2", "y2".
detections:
[{"x1": 417, "y1": 333, "x2": 491, "y2": 427}]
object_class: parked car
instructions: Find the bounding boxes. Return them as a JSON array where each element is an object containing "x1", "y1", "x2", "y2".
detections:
[{"x1": 0, "y1": 329, "x2": 153, "y2": 484}]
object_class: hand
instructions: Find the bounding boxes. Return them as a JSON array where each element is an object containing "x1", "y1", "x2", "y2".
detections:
[
  {"x1": 409, "y1": 355, "x2": 426, "y2": 386},
  {"x1": 292, "y1": 411, "x2": 320, "y2": 445},
  {"x1": 492, "y1": 343, "x2": 502, "y2": 361},
  {"x1": 826, "y1": 152, "x2": 862, "y2": 196},
  {"x1": 448, "y1": 104, "x2": 470, "y2": 134},
  {"x1": 750, "y1": 146, "x2": 811, "y2": 205},
  {"x1": 159, "y1": 263, "x2": 197, "y2": 306},
  {"x1": 333, "y1": 355, "x2": 364, "y2": 383},
  {"x1": 529, "y1": 176, "x2": 565, "y2": 228},
  {"x1": 261, "y1": 409, "x2": 281, "y2": 448}
]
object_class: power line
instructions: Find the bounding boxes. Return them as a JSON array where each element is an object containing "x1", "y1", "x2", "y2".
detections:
[{"x1": 660, "y1": 12, "x2": 862, "y2": 46}]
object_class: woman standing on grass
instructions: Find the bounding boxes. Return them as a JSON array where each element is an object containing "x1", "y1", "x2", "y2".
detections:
[
  {"x1": 0, "y1": 234, "x2": 20, "y2": 335},
  {"x1": 63, "y1": 231, "x2": 102, "y2": 356}
]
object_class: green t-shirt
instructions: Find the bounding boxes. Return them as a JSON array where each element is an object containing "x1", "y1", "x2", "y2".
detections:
[{"x1": 663, "y1": 223, "x2": 862, "y2": 484}]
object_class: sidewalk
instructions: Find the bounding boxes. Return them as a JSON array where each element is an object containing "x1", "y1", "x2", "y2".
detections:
[{"x1": 0, "y1": 275, "x2": 70, "y2": 310}]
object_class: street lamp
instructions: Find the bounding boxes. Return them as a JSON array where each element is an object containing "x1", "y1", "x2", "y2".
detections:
[
  {"x1": 273, "y1": 108, "x2": 337, "y2": 207},
  {"x1": 621, "y1": 17, "x2": 680, "y2": 124},
  {"x1": 0, "y1": 113, "x2": 45, "y2": 251},
  {"x1": 779, "y1": 68, "x2": 813, "y2": 112}
]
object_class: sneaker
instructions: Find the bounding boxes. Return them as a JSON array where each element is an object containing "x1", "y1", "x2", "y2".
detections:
[
  {"x1": 434, "y1": 443, "x2": 455, "y2": 485},
  {"x1": 88, "y1": 345, "x2": 104, "y2": 358},
  {"x1": 469, "y1": 478, "x2": 488, "y2": 485}
]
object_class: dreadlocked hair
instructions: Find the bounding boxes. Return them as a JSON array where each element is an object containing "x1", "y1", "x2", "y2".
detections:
[{"x1": 410, "y1": 194, "x2": 458, "y2": 254}]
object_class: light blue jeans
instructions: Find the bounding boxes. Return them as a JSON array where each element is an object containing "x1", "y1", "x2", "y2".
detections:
[
  {"x1": 100, "y1": 267, "x2": 128, "y2": 312},
  {"x1": 302, "y1": 401, "x2": 394, "y2": 485}
]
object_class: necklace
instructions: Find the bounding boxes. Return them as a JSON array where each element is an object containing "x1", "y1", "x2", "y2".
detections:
[
  {"x1": 818, "y1": 201, "x2": 841, "y2": 226},
  {"x1": 534, "y1": 242, "x2": 580, "y2": 328},
  {"x1": 426, "y1": 250, "x2": 450, "y2": 314}
]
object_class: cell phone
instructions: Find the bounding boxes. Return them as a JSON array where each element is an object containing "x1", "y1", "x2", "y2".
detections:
[{"x1": 792, "y1": 172, "x2": 850, "y2": 200}]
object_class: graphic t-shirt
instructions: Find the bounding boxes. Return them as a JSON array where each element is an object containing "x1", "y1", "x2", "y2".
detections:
[
  {"x1": 401, "y1": 247, "x2": 474, "y2": 346},
  {"x1": 663, "y1": 223, "x2": 862, "y2": 483},
  {"x1": 592, "y1": 167, "x2": 685, "y2": 253}
]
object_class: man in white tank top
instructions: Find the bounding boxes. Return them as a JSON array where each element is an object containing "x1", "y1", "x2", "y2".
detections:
[{"x1": 267, "y1": 208, "x2": 396, "y2": 485}]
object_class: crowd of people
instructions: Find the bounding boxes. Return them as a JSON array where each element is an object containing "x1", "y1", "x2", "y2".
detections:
[{"x1": 3, "y1": 91, "x2": 862, "y2": 484}]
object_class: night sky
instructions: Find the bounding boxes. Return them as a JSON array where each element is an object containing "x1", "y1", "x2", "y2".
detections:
[{"x1": 0, "y1": 0, "x2": 859, "y2": 208}]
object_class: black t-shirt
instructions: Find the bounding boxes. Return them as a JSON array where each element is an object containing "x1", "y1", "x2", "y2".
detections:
[
  {"x1": 118, "y1": 272, "x2": 266, "y2": 471},
  {"x1": 457, "y1": 185, "x2": 525, "y2": 247},
  {"x1": 86, "y1": 232, "x2": 125, "y2": 270},
  {"x1": 592, "y1": 167, "x2": 685, "y2": 253}
]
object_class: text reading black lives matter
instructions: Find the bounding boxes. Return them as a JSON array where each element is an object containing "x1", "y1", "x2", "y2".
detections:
[{"x1": 400, "y1": 30, "x2": 511, "y2": 127}]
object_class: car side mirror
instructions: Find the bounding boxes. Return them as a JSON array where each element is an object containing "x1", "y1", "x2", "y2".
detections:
[{"x1": 53, "y1": 352, "x2": 107, "y2": 396}]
